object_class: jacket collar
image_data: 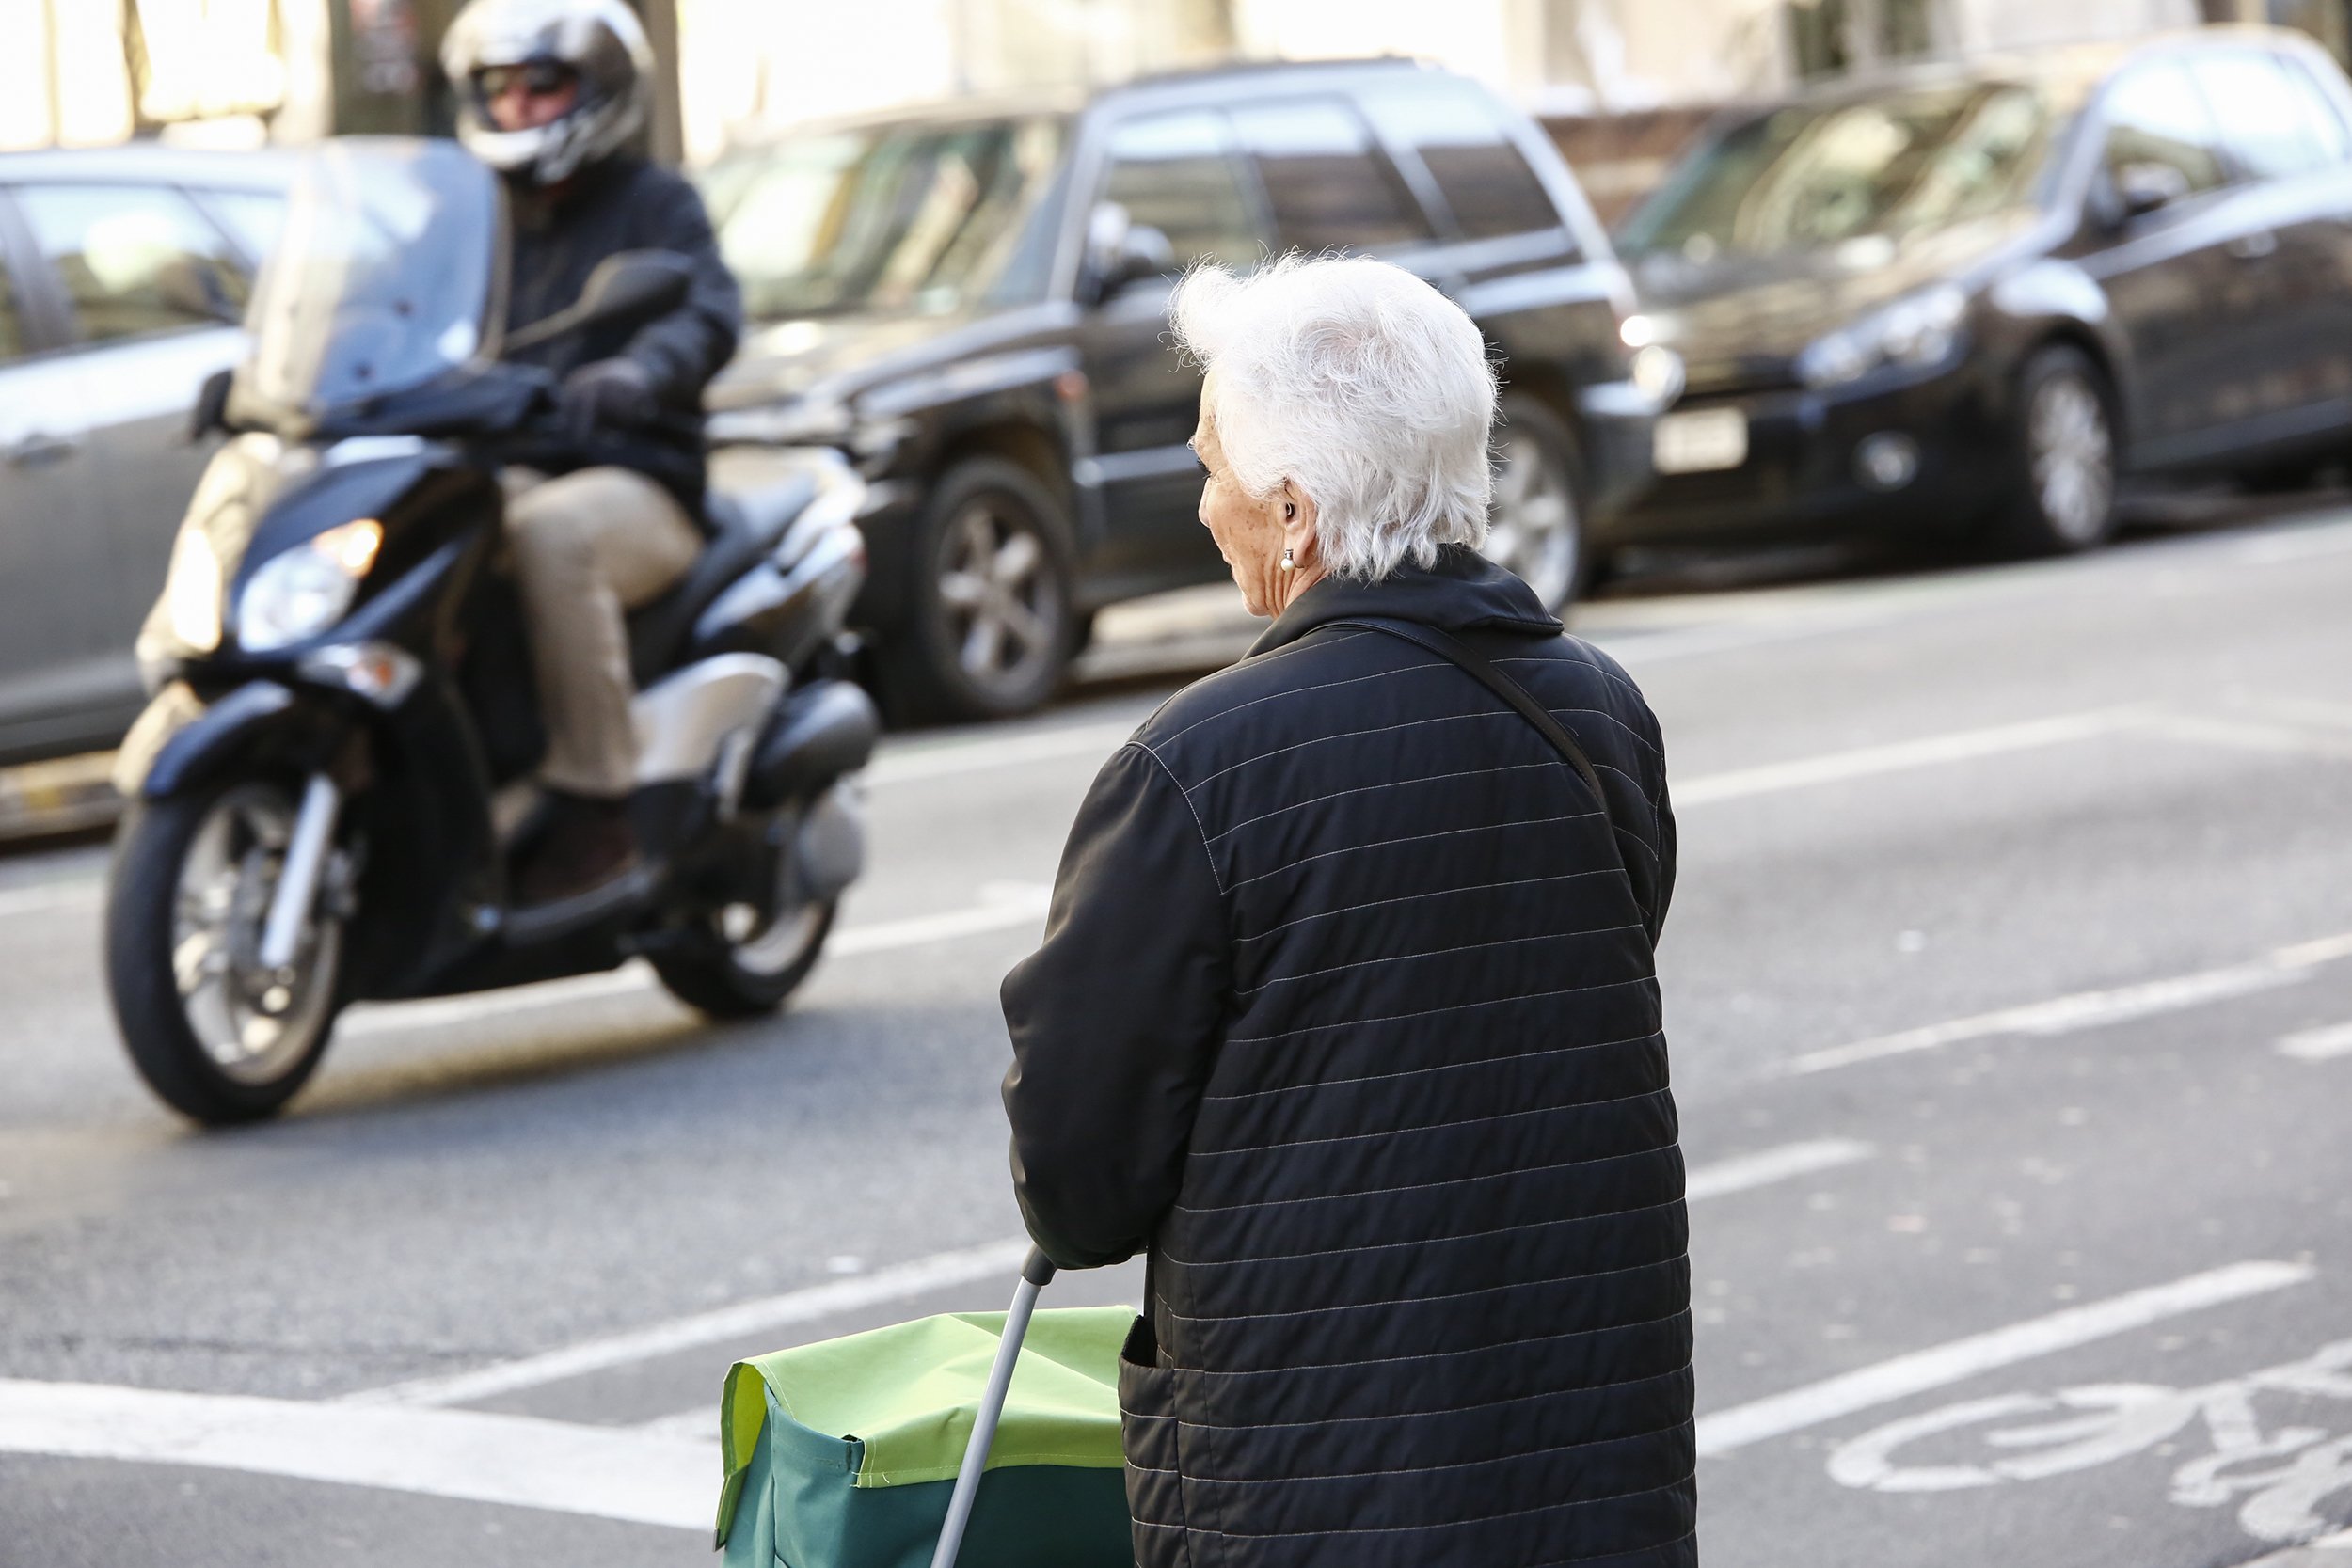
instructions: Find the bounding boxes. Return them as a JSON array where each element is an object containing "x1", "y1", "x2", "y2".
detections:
[{"x1": 1248, "y1": 546, "x2": 1562, "y2": 657}]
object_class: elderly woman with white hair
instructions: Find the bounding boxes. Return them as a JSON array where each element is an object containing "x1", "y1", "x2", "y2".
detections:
[{"x1": 1001, "y1": 256, "x2": 1692, "y2": 1568}]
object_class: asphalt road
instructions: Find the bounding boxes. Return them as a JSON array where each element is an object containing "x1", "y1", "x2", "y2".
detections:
[{"x1": 4, "y1": 508, "x2": 2351, "y2": 1568}]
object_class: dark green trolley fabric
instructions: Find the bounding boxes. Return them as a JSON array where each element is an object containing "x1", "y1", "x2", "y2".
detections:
[{"x1": 715, "y1": 1306, "x2": 1134, "y2": 1568}]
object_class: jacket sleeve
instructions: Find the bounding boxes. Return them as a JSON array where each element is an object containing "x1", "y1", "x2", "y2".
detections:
[
  {"x1": 1000, "y1": 742, "x2": 1230, "y2": 1270},
  {"x1": 621, "y1": 169, "x2": 743, "y2": 407}
]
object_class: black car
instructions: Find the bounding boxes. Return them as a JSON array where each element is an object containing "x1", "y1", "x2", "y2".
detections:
[
  {"x1": 1610, "y1": 27, "x2": 2352, "y2": 557},
  {"x1": 700, "y1": 59, "x2": 1676, "y2": 721}
]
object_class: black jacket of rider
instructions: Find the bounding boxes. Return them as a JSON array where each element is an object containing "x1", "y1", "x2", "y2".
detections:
[{"x1": 503, "y1": 154, "x2": 742, "y2": 508}]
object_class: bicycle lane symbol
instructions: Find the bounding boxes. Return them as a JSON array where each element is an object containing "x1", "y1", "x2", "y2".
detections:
[{"x1": 1826, "y1": 1338, "x2": 2352, "y2": 1546}]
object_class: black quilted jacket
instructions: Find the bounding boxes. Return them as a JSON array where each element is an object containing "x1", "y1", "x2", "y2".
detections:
[{"x1": 1002, "y1": 547, "x2": 1694, "y2": 1567}]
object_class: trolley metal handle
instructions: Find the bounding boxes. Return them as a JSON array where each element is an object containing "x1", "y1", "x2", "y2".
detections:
[{"x1": 930, "y1": 1245, "x2": 1057, "y2": 1568}]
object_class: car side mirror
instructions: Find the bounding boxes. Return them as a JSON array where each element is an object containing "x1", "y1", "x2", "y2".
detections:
[
  {"x1": 2112, "y1": 161, "x2": 2192, "y2": 223},
  {"x1": 504, "y1": 250, "x2": 692, "y2": 353},
  {"x1": 1083, "y1": 201, "x2": 1175, "y2": 304}
]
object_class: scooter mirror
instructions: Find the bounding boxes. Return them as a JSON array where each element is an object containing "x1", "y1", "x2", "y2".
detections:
[{"x1": 504, "y1": 251, "x2": 693, "y2": 354}]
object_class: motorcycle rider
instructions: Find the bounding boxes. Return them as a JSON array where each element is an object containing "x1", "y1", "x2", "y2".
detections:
[{"x1": 441, "y1": 0, "x2": 743, "y2": 906}]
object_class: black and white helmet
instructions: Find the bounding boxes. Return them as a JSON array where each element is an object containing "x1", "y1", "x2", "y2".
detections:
[{"x1": 441, "y1": 0, "x2": 652, "y2": 187}]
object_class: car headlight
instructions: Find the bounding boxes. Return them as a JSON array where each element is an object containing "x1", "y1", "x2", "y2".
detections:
[
  {"x1": 163, "y1": 526, "x2": 224, "y2": 653},
  {"x1": 1796, "y1": 284, "x2": 1970, "y2": 389},
  {"x1": 236, "y1": 517, "x2": 383, "y2": 652},
  {"x1": 1629, "y1": 343, "x2": 1686, "y2": 408}
]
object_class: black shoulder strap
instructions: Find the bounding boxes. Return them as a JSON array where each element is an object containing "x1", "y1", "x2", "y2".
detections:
[{"x1": 1326, "y1": 617, "x2": 1622, "y2": 874}]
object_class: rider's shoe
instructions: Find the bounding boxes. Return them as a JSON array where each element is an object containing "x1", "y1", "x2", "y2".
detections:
[{"x1": 516, "y1": 791, "x2": 640, "y2": 907}]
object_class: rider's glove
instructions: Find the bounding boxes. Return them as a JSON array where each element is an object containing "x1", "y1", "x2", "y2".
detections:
[{"x1": 557, "y1": 357, "x2": 657, "y2": 446}]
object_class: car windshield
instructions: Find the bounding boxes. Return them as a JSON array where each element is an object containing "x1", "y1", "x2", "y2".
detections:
[
  {"x1": 235, "y1": 137, "x2": 501, "y2": 432},
  {"x1": 1620, "y1": 78, "x2": 2065, "y2": 261},
  {"x1": 705, "y1": 114, "x2": 1068, "y2": 321}
]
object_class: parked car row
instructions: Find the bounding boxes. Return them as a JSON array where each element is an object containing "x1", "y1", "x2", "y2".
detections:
[
  {"x1": 8, "y1": 26, "x2": 2352, "y2": 752},
  {"x1": 696, "y1": 58, "x2": 1672, "y2": 720}
]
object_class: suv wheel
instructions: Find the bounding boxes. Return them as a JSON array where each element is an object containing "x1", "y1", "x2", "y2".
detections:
[
  {"x1": 2001, "y1": 345, "x2": 2117, "y2": 554},
  {"x1": 880, "y1": 457, "x2": 1077, "y2": 723},
  {"x1": 1485, "y1": 392, "x2": 1588, "y2": 612}
]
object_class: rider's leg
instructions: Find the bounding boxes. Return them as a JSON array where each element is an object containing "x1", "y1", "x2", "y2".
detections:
[{"x1": 505, "y1": 466, "x2": 702, "y2": 903}]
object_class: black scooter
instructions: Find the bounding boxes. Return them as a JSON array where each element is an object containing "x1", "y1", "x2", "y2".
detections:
[{"x1": 107, "y1": 138, "x2": 878, "y2": 1125}]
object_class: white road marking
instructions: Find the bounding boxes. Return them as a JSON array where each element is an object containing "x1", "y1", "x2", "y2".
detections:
[
  {"x1": 1672, "y1": 708, "x2": 2150, "y2": 808},
  {"x1": 1695, "y1": 1260, "x2": 2314, "y2": 1459},
  {"x1": 2139, "y1": 712, "x2": 2352, "y2": 764},
  {"x1": 337, "y1": 886, "x2": 1053, "y2": 1037},
  {"x1": 1786, "y1": 931, "x2": 2352, "y2": 1075},
  {"x1": 2280, "y1": 1022, "x2": 2352, "y2": 1063},
  {"x1": 0, "y1": 879, "x2": 102, "y2": 921},
  {"x1": 866, "y1": 720, "x2": 1140, "y2": 784},
  {"x1": 0, "y1": 1378, "x2": 710, "y2": 1531},
  {"x1": 1684, "y1": 1138, "x2": 1875, "y2": 1200},
  {"x1": 341, "y1": 1236, "x2": 1034, "y2": 1409}
]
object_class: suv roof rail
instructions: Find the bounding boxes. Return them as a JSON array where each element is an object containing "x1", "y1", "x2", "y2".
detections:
[{"x1": 1117, "y1": 54, "x2": 1431, "y2": 92}]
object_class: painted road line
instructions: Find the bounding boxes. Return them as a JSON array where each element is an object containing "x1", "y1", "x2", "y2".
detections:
[
  {"x1": 1672, "y1": 708, "x2": 2150, "y2": 809},
  {"x1": 1695, "y1": 1260, "x2": 2314, "y2": 1459},
  {"x1": 0, "y1": 879, "x2": 102, "y2": 921},
  {"x1": 866, "y1": 719, "x2": 1140, "y2": 785},
  {"x1": 2237, "y1": 1523, "x2": 2352, "y2": 1560},
  {"x1": 1786, "y1": 930, "x2": 2352, "y2": 1076},
  {"x1": 0, "y1": 1378, "x2": 710, "y2": 1531},
  {"x1": 338, "y1": 887, "x2": 1054, "y2": 1037},
  {"x1": 342, "y1": 1236, "x2": 1035, "y2": 1409},
  {"x1": 2280, "y1": 1022, "x2": 2352, "y2": 1063},
  {"x1": 1684, "y1": 1138, "x2": 1875, "y2": 1201},
  {"x1": 2139, "y1": 712, "x2": 2352, "y2": 764},
  {"x1": 383, "y1": 1135, "x2": 1875, "y2": 1429}
]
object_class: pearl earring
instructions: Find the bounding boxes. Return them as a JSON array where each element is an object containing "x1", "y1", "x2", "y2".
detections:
[{"x1": 1279, "y1": 547, "x2": 1295, "y2": 571}]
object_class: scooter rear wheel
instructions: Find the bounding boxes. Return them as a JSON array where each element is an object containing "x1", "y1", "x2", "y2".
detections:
[
  {"x1": 650, "y1": 896, "x2": 836, "y2": 1019},
  {"x1": 105, "y1": 776, "x2": 344, "y2": 1125}
]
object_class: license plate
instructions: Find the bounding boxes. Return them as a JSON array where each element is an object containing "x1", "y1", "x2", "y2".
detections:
[{"x1": 1653, "y1": 407, "x2": 1748, "y2": 475}]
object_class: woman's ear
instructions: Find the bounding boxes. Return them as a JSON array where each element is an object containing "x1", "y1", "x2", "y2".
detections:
[{"x1": 1279, "y1": 479, "x2": 1320, "y2": 565}]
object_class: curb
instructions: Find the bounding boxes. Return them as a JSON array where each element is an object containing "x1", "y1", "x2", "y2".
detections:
[{"x1": 0, "y1": 752, "x2": 120, "y2": 840}]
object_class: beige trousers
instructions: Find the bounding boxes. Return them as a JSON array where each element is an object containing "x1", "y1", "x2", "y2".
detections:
[{"x1": 505, "y1": 467, "x2": 702, "y2": 798}]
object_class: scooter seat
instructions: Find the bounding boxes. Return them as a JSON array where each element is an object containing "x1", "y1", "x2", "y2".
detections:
[{"x1": 628, "y1": 515, "x2": 771, "y2": 686}]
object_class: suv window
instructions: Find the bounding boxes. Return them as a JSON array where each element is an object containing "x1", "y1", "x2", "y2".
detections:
[
  {"x1": 2194, "y1": 52, "x2": 2333, "y2": 180},
  {"x1": 2100, "y1": 60, "x2": 2227, "y2": 196},
  {"x1": 1102, "y1": 111, "x2": 1261, "y2": 273},
  {"x1": 1359, "y1": 78, "x2": 1563, "y2": 242},
  {"x1": 2281, "y1": 55, "x2": 2352, "y2": 165},
  {"x1": 1231, "y1": 98, "x2": 1434, "y2": 254},
  {"x1": 14, "y1": 182, "x2": 246, "y2": 346},
  {"x1": 195, "y1": 187, "x2": 289, "y2": 264},
  {"x1": 0, "y1": 255, "x2": 22, "y2": 363}
]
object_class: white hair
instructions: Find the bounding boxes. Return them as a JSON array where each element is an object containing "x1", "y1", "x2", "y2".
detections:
[{"x1": 1169, "y1": 255, "x2": 1497, "y2": 582}]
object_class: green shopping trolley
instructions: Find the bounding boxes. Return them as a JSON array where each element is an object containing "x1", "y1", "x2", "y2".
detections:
[{"x1": 715, "y1": 1250, "x2": 1134, "y2": 1568}]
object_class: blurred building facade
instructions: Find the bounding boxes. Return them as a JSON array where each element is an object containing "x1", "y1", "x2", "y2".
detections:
[{"x1": 1, "y1": 0, "x2": 2344, "y2": 157}]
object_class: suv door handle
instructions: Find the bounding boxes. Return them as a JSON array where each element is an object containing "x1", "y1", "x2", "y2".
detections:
[
  {"x1": 2228, "y1": 230, "x2": 2280, "y2": 261},
  {"x1": 4, "y1": 431, "x2": 80, "y2": 468}
]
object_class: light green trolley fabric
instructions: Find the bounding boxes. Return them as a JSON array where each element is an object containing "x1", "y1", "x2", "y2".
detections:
[{"x1": 716, "y1": 1306, "x2": 1134, "y2": 1568}]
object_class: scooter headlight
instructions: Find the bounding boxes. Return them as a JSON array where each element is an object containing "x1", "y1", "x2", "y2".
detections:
[{"x1": 236, "y1": 517, "x2": 383, "y2": 653}]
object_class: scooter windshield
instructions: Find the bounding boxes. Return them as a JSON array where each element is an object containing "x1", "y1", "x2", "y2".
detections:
[{"x1": 235, "y1": 138, "x2": 503, "y2": 433}]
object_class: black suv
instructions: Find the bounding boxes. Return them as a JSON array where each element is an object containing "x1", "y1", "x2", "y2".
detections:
[{"x1": 701, "y1": 59, "x2": 1670, "y2": 721}]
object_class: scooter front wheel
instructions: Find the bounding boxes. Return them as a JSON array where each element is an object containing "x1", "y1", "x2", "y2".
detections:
[{"x1": 104, "y1": 776, "x2": 345, "y2": 1125}]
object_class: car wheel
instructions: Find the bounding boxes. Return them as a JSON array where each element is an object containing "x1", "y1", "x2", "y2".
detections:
[
  {"x1": 1485, "y1": 392, "x2": 1589, "y2": 612},
  {"x1": 879, "y1": 457, "x2": 1078, "y2": 723},
  {"x1": 2000, "y1": 346, "x2": 2117, "y2": 554}
]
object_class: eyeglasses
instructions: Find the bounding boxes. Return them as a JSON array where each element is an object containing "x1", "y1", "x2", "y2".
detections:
[{"x1": 474, "y1": 60, "x2": 577, "y2": 102}]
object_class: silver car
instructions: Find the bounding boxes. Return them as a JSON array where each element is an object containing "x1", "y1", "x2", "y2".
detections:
[{"x1": 0, "y1": 147, "x2": 292, "y2": 765}]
